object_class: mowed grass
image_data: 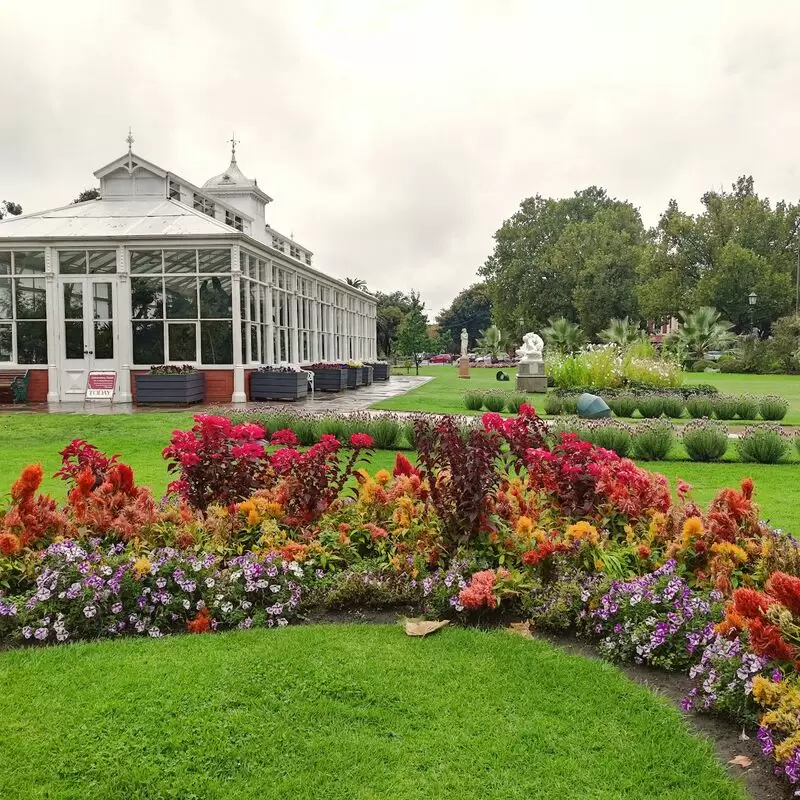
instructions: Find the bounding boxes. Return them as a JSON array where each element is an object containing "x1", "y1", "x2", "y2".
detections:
[
  {"x1": 0, "y1": 625, "x2": 746, "y2": 800},
  {"x1": 0, "y1": 414, "x2": 797, "y2": 534}
]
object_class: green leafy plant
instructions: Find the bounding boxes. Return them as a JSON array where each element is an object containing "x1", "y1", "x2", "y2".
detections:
[
  {"x1": 543, "y1": 393, "x2": 563, "y2": 415},
  {"x1": 598, "y1": 317, "x2": 639, "y2": 347},
  {"x1": 760, "y1": 395, "x2": 789, "y2": 421},
  {"x1": 607, "y1": 393, "x2": 637, "y2": 418},
  {"x1": 668, "y1": 306, "x2": 736, "y2": 362},
  {"x1": 734, "y1": 395, "x2": 759, "y2": 421},
  {"x1": 712, "y1": 395, "x2": 739, "y2": 421},
  {"x1": 482, "y1": 391, "x2": 507, "y2": 413},
  {"x1": 661, "y1": 394, "x2": 685, "y2": 419},
  {"x1": 637, "y1": 396, "x2": 665, "y2": 419},
  {"x1": 686, "y1": 395, "x2": 714, "y2": 418},
  {"x1": 506, "y1": 393, "x2": 526, "y2": 414},
  {"x1": 631, "y1": 420, "x2": 675, "y2": 461},
  {"x1": 464, "y1": 390, "x2": 485, "y2": 411},
  {"x1": 367, "y1": 416, "x2": 401, "y2": 450},
  {"x1": 682, "y1": 419, "x2": 729, "y2": 462},
  {"x1": 292, "y1": 416, "x2": 320, "y2": 446},
  {"x1": 735, "y1": 425, "x2": 791, "y2": 464},
  {"x1": 542, "y1": 317, "x2": 584, "y2": 354},
  {"x1": 580, "y1": 420, "x2": 632, "y2": 457},
  {"x1": 560, "y1": 394, "x2": 579, "y2": 415}
]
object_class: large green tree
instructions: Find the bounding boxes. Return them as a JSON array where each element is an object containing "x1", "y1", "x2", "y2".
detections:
[
  {"x1": 375, "y1": 290, "x2": 415, "y2": 358},
  {"x1": 480, "y1": 187, "x2": 644, "y2": 339},
  {"x1": 396, "y1": 294, "x2": 432, "y2": 375},
  {"x1": 638, "y1": 177, "x2": 799, "y2": 333},
  {"x1": 435, "y1": 282, "x2": 492, "y2": 351}
]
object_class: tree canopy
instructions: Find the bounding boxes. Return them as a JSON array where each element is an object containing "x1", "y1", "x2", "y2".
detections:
[
  {"x1": 478, "y1": 177, "x2": 800, "y2": 337},
  {"x1": 435, "y1": 282, "x2": 492, "y2": 351},
  {"x1": 72, "y1": 188, "x2": 101, "y2": 204},
  {"x1": 0, "y1": 201, "x2": 22, "y2": 220}
]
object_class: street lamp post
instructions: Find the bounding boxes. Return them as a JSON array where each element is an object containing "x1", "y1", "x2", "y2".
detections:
[{"x1": 748, "y1": 291, "x2": 757, "y2": 335}]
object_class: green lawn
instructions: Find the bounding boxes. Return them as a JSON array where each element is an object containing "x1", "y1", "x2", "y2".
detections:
[
  {"x1": 0, "y1": 625, "x2": 745, "y2": 800},
  {"x1": 373, "y1": 366, "x2": 800, "y2": 424}
]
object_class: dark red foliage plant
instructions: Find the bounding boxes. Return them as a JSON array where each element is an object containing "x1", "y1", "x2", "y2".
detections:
[
  {"x1": 55, "y1": 439, "x2": 120, "y2": 489},
  {"x1": 163, "y1": 415, "x2": 269, "y2": 510},
  {"x1": 413, "y1": 415, "x2": 502, "y2": 550}
]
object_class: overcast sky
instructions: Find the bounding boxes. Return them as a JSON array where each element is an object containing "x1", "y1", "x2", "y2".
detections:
[{"x1": 2, "y1": 0, "x2": 800, "y2": 316}]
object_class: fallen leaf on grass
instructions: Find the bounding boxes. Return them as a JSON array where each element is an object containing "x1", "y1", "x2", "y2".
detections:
[
  {"x1": 404, "y1": 619, "x2": 449, "y2": 637},
  {"x1": 728, "y1": 755, "x2": 752, "y2": 769},
  {"x1": 507, "y1": 621, "x2": 533, "y2": 639}
]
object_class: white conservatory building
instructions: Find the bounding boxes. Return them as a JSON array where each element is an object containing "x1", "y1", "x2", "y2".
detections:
[{"x1": 0, "y1": 140, "x2": 377, "y2": 403}]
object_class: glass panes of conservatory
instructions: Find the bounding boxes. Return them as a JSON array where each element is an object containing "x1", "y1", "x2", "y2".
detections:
[
  {"x1": 93, "y1": 282, "x2": 114, "y2": 359},
  {"x1": 63, "y1": 282, "x2": 84, "y2": 359},
  {"x1": 168, "y1": 323, "x2": 196, "y2": 361},
  {"x1": 0, "y1": 325, "x2": 10, "y2": 361},
  {"x1": 58, "y1": 250, "x2": 87, "y2": 274},
  {"x1": 132, "y1": 321, "x2": 163, "y2": 364},
  {"x1": 16, "y1": 321, "x2": 47, "y2": 363},
  {"x1": 0, "y1": 252, "x2": 10, "y2": 275},
  {"x1": 164, "y1": 275, "x2": 198, "y2": 318},
  {"x1": 13, "y1": 251, "x2": 45, "y2": 275},
  {"x1": 200, "y1": 321, "x2": 232, "y2": 364},
  {"x1": 88, "y1": 251, "x2": 116, "y2": 274},
  {"x1": 0, "y1": 277, "x2": 11, "y2": 319},
  {"x1": 131, "y1": 278, "x2": 163, "y2": 319},
  {"x1": 16, "y1": 277, "x2": 47, "y2": 319},
  {"x1": 198, "y1": 249, "x2": 230, "y2": 273},
  {"x1": 131, "y1": 251, "x2": 163, "y2": 274},
  {"x1": 164, "y1": 250, "x2": 197, "y2": 274},
  {"x1": 199, "y1": 276, "x2": 231, "y2": 318}
]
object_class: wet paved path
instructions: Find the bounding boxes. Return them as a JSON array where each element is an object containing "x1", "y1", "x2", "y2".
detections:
[{"x1": 0, "y1": 375, "x2": 432, "y2": 416}]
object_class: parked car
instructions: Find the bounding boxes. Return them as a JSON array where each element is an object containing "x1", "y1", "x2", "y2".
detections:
[{"x1": 429, "y1": 354, "x2": 453, "y2": 364}]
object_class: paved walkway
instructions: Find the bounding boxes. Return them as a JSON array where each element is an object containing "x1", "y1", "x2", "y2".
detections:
[{"x1": 0, "y1": 375, "x2": 432, "y2": 415}]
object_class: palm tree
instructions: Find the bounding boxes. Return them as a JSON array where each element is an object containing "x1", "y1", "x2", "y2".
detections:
[
  {"x1": 345, "y1": 277, "x2": 368, "y2": 292},
  {"x1": 599, "y1": 317, "x2": 639, "y2": 348},
  {"x1": 475, "y1": 324, "x2": 505, "y2": 360},
  {"x1": 670, "y1": 306, "x2": 736, "y2": 362},
  {"x1": 542, "y1": 317, "x2": 584, "y2": 354}
]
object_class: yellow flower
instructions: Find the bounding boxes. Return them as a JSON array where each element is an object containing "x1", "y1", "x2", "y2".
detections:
[
  {"x1": 566, "y1": 521, "x2": 598, "y2": 544},
  {"x1": 133, "y1": 556, "x2": 151, "y2": 577},
  {"x1": 594, "y1": 559, "x2": 605, "y2": 571},
  {"x1": 375, "y1": 470, "x2": 391, "y2": 486},
  {"x1": 264, "y1": 501, "x2": 283, "y2": 518},
  {"x1": 681, "y1": 517, "x2": 704, "y2": 548},
  {"x1": 648, "y1": 512, "x2": 666, "y2": 538},
  {"x1": 515, "y1": 516, "x2": 535, "y2": 537},
  {"x1": 711, "y1": 542, "x2": 748, "y2": 564}
]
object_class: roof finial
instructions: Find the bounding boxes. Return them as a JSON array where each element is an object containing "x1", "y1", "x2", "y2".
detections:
[
  {"x1": 125, "y1": 127, "x2": 135, "y2": 173},
  {"x1": 228, "y1": 132, "x2": 240, "y2": 164}
]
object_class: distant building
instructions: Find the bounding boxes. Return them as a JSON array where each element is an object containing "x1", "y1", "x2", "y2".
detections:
[{"x1": 0, "y1": 135, "x2": 377, "y2": 402}]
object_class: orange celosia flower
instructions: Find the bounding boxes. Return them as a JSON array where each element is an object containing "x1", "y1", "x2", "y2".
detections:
[
  {"x1": 10, "y1": 464, "x2": 43, "y2": 502},
  {"x1": 187, "y1": 607, "x2": 212, "y2": 634},
  {"x1": 515, "y1": 516, "x2": 534, "y2": 537},
  {"x1": 767, "y1": 572, "x2": 800, "y2": 617},
  {"x1": 0, "y1": 532, "x2": 21, "y2": 556},
  {"x1": 374, "y1": 470, "x2": 391, "y2": 486},
  {"x1": 733, "y1": 587, "x2": 771, "y2": 620}
]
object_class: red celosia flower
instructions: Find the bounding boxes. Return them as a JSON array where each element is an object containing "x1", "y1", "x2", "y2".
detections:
[
  {"x1": 0, "y1": 532, "x2": 20, "y2": 556},
  {"x1": 187, "y1": 607, "x2": 212, "y2": 634},
  {"x1": 349, "y1": 432, "x2": 374, "y2": 449},
  {"x1": 766, "y1": 572, "x2": 800, "y2": 617},
  {"x1": 740, "y1": 477, "x2": 754, "y2": 501},
  {"x1": 11, "y1": 464, "x2": 43, "y2": 503},
  {"x1": 733, "y1": 587, "x2": 771, "y2": 620},
  {"x1": 175, "y1": 531, "x2": 196, "y2": 550},
  {"x1": 458, "y1": 570, "x2": 497, "y2": 610},
  {"x1": 393, "y1": 453, "x2": 420, "y2": 478},
  {"x1": 748, "y1": 618, "x2": 796, "y2": 663},
  {"x1": 637, "y1": 545, "x2": 652, "y2": 560},
  {"x1": 364, "y1": 523, "x2": 388, "y2": 541},
  {"x1": 279, "y1": 541, "x2": 308, "y2": 562},
  {"x1": 270, "y1": 428, "x2": 298, "y2": 447}
]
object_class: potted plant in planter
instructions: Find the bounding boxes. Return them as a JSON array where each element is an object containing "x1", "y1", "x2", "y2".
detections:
[
  {"x1": 135, "y1": 364, "x2": 205, "y2": 404},
  {"x1": 367, "y1": 360, "x2": 391, "y2": 381},
  {"x1": 306, "y1": 362, "x2": 348, "y2": 392},
  {"x1": 249, "y1": 365, "x2": 309, "y2": 401},
  {"x1": 363, "y1": 364, "x2": 374, "y2": 385},
  {"x1": 346, "y1": 360, "x2": 365, "y2": 389}
]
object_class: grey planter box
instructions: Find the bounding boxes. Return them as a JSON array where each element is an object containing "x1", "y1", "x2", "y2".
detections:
[
  {"x1": 135, "y1": 373, "x2": 205, "y2": 404},
  {"x1": 346, "y1": 366, "x2": 365, "y2": 389},
  {"x1": 369, "y1": 363, "x2": 391, "y2": 381},
  {"x1": 364, "y1": 366, "x2": 374, "y2": 386},
  {"x1": 311, "y1": 367, "x2": 348, "y2": 392},
  {"x1": 249, "y1": 371, "x2": 308, "y2": 401}
]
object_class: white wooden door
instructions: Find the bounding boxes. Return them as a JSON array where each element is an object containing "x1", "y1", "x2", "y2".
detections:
[{"x1": 59, "y1": 277, "x2": 118, "y2": 401}]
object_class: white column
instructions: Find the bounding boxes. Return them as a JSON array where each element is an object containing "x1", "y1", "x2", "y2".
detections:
[
  {"x1": 311, "y1": 295, "x2": 319, "y2": 362},
  {"x1": 115, "y1": 245, "x2": 133, "y2": 402},
  {"x1": 44, "y1": 247, "x2": 59, "y2": 403},
  {"x1": 265, "y1": 281, "x2": 275, "y2": 365},
  {"x1": 290, "y1": 289, "x2": 300, "y2": 364},
  {"x1": 230, "y1": 245, "x2": 246, "y2": 402}
]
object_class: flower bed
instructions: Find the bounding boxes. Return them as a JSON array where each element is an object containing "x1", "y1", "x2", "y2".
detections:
[{"x1": 2, "y1": 406, "x2": 800, "y2": 792}]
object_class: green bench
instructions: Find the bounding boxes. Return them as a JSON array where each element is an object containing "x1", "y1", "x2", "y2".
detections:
[{"x1": 0, "y1": 370, "x2": 31, "y2": 403}]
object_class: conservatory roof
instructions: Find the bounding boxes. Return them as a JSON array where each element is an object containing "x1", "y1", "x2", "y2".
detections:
[{"x1": 0, "y1": 198, "x2": 236, "y2": 240}]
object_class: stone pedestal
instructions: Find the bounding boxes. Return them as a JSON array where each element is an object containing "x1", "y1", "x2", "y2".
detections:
[
  {"x1": 458, "y1": 356, "x2": 470, "y2": 379},
  {"x1": 515, "y1": 358, "x2": 547, "y2": 393}
]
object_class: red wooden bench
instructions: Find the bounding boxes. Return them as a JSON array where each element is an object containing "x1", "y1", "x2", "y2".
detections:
[{"x1": 0, "y1": 370, "x2": 30, "y2": 403}]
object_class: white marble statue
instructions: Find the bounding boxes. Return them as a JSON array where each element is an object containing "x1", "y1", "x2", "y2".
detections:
[
  {"x1": 460, "y1": 328, "x2": 469, "y2": 358},
  {"x1": 516, "y1": 331, "x2": 544, "y2": 362}
]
